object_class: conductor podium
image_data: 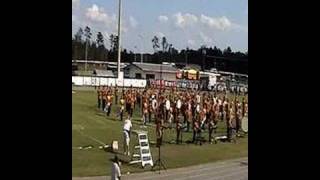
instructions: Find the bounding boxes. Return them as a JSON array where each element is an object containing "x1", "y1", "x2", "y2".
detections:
[{"x1": 129, "y1": 130, "x2": 154, "y2": 168}]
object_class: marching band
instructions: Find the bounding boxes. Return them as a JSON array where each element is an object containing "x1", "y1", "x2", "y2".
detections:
[{"x1": 96, "y1": 85, "x2": 248, "y2": 145}]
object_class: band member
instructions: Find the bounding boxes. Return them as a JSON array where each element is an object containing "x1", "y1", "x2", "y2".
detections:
[
  {"x1": 158, "y1": 94, "x2": 165, "y2": 122},
  {"x1": 236, "y1": 100, "x2": 243, "y2": 133},
  {"x1": 186, "y1": 100, "x2": 193, "y2": 132},
  {"x1": 136, "y1": 90, "x2": 141, "y2": 110},
  {"x1": 202, "y1": 92, "x2": 206, "y2": 107},
  {"x1": 223, "y1": 98, "x2": 229, "y2": 122},
  {"x1": 151, "y1": 96, "x2": 158, "y2": 123},
  {"x1": 213, "y1": 94, "x2": 217, "y2": 104},
  {"x1": 97, "y1": 86, "x2": 102, "y2": 109},
  {"x1": 193, "y1": 118, "x2": 202, "y2": 145},
  {"x1": 148, "y1": 96, "x2": 153, "y2": 123},
  {"x1": 123, "y1": 115, "x2": 132, "y2": 156},
  {"x1": 244, "y1": 101, "x2": 248, "y2": 117},
  {"x1": 181, "y1": 99, "x2": 187, "y2": 131},
  {"x1": 165, "y1": 96, "x2": 170, "y2": 122},
  {"x1": 106, "y1": 92, "x2": 113, "y2": 116},
  {"x1": 176, "y1": 116, "x2": 183, "y2": 144},
  {"x1": 130, "y1": 93, "x2": 135, "y2": 118},
  {"x1": 191, "y1": 98, "x2": 196, "y2": 118},
  {"x1": 192, "y1": 116, "x2": 198, "y2": 143},
  {"x1": 176, "y1": 96, "x2": 182, "y2": 117},
  {"x1": 119, "y1": 96, "x2": 125, "y2": 121},
  {"x1": 200, "y1": 104, "x2": 207, "y2": 130},
  {"x1": 142, "y1": 98, "x2": 149, "y2": 125},
  {"x1": 168, "y1": 106, "x2": 174, "y2": 128},
  {"x1": 196, "y1": 92, "x2": 201, "y2": 105},
  {"x1": 242, "y1": 98, "x2": 246, "y2": 118},
  {"x1": 228, "y1": 103, "x2": 237, "y2": 143},
  {"x1": 102, "y1": 86, "x2": 106, "y2": 111},
  {"x1": 226, "y1": 102, "x2": 231, "y2": 141},
  {"x1": 114, "y1": 85, "x2": 118, "y2": 105},
  {"x1": 218, "y1": 97, "x2": 224, "y2": 121},
  {"x1": 208, "y1": 106, "x2": 217, "y2": 144},
  {"x1": 125, "y1": 92, "x2": 131, "y2": 117},
  {"x1": 195, "y1": 102, "x2": 201, "y2": 117}
]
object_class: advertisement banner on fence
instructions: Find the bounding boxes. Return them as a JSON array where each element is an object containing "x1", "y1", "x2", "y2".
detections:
[
  {"x1": 149, "y1": 80, "x2": 176, "y2": 88},
  {"x1": 72, "y1": 76, "x2": 146, "y2": 88}
]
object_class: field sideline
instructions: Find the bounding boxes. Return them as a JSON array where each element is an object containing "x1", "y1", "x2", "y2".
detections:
[{"x1": 72, "y1": 88, "x2": 248, "y2": 177}]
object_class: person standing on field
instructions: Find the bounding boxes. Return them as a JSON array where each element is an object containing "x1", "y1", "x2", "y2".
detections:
[
  {"x1": 114, "y1": 84, "x2": 118, "y2": 105},
  {"x1": 111, "y1": 156, "x2": 121, "y2": 180},
  {"x1": 123, "y1": 116, "x2": 132, "y2": 156},
  {"x1": 97, "y1": 86, "x2": 101, "y2": 109},
  {"x1": 119, "y1": 96, "x2": 125, "y2": 121}
]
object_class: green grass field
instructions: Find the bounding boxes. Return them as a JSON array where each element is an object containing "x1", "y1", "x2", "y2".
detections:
[{"x1": 72, "y1": 89, "x2": 248, "y2": 177}]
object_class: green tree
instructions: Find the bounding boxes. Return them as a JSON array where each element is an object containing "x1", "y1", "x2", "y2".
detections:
[
  {"x1": 161, "y1": 36, "x2": 169, "y2": 52},
  {"x1": 96, "y1": 32, "x2": 105, "y2": 61},
  {"x1": 84, "y1": 26, "x2": 92, "y2": 61},
  {"x1": 223, "y1": 46, "x2": 232, "y2": 56},
  {"x1": 96, "y1": 32, "x2": 104, "y2": 47},
  {"x1": 151, "y1": 36, "x2": 160, "y2": 53},
  {"x1": 84, "y1": 26, "x2": 92, "y2": 42},
  {"x1": 74, "y1": 28, "x2": 83, "y2": 42},
  {"x1": 109, "y1": 34, "x2": 119, "y2": 52}
]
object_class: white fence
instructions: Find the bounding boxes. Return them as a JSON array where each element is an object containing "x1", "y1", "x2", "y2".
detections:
[{"x1": 72, "y1": 76, "x2": 146, "y2": 88}]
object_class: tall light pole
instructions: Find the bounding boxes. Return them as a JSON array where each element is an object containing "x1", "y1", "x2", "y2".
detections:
[
  {"x1": 185, "y1": 47, "x2": 188, "y2": 67},
  {"x1": 134, "y1": 46, "x2": 138, "y2": 62},
  {"x1": 117, "y1": 0, "x2": 122, "y2": 78},
  {"x1": 202, "y1": 48, "x2": 206, "y2": 71},
  {"x1": 138, "y1": 34, "x2": 144, "y2": 63},
  {"x1": 85, "y1": 39, "x2": 88, "y2": 72}
]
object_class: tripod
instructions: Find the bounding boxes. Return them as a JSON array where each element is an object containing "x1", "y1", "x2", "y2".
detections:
[{"x1": 151, "y1": 139, "x2": 166, "y2": 174}]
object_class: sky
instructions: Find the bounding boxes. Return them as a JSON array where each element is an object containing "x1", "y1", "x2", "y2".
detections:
[{"x1": 72, "y1": 0, "x2": 248, "y2": 53}]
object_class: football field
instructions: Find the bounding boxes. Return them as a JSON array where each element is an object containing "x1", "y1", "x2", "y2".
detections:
[{"x1": 72, "y1": 88, "x2": 248, "y2": 177}]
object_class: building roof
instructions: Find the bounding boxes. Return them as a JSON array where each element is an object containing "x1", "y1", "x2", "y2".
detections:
[
  {"x1": 107, "y1": 63, "x2": 127, "y2": 69},
  {"x1": 218, "y1": 71, "x2": 248, "y2": 77},
  {"x1": 131, "y1": 62, "x2": 177, "y2": 73},
  {"x1": 72, "y1": 60, "x2": 108, "y2": 64},
  {"x1": 93, "y1": 69, "x2": 115, "y2": 77},
  {"x1": 72, "y1": 60, "x2": 128, "y2": 67}
]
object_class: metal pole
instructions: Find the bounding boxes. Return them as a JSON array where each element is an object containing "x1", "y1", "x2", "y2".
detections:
[
  {"x1": 117, "y1": 0, "x2": 122, "y2": 78},
  {"x1": 85, "y1": 40, "x2": 88, "y2": 72},
  {"x1": 185, "y1": 49, "x2": 188, "y2": 66},
  {"x1": 134, "y1": 46, "x2": 138, "y2": 62},
  {"x1": 138, "y1": 34, "x2": 144, "y2": 63},
  {"x1": 141, "y1": 52, "x2": 143, "y2": 63},
  {"x1": 160, "y1": 63, "x2": 162, "y2": 91}
]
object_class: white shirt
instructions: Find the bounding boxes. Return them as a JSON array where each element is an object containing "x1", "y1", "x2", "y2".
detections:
[
  {"x1": 196, "y1": 95, "x2": 201, "y2": 104},
  {"x1": 111, "y1": 162, "x2": 121, "y2": 180},
  {"x1": 176, "y1": 99, "x2": 182, "y2": 109},
  {"x1": 152, "y1": 99, "x2": 158, "y2": 110},
  {"x1": 213, "y1": 97, "x2": 217, "y2": 104},
  {"x1": 196, "y1": 104, "x2": 200, "y2": 113},
  {"x1": 165, "y1": 99, "x2": 170, "y2": 110},
  {"x1": 223, "y1": 101, "x2": 228, "y2": 107},
  {"x1": 123, "y1": 119, "x2": 132, "y2": 132}
]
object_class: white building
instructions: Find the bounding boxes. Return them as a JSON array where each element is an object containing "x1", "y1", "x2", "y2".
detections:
[{"x1": 124, "y1": 62, "x2": 177, "y2": 81}]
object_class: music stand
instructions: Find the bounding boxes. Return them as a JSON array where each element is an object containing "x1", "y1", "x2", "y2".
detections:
[{"x1": 151, "y1": 138, "x2": 166, "y2": 174}]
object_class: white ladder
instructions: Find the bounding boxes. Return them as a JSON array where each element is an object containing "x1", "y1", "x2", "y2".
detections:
[{"x1": 129, "y1": 130, "x2": 154, "y2": 168}]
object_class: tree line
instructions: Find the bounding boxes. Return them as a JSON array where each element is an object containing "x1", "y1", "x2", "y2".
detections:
[{"x1": 72, "y1": 26, "x2": 248, "y2": 74}]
